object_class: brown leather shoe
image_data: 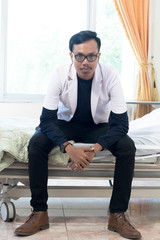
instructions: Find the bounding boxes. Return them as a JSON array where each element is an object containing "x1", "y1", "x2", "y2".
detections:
[
  {"x1": 14, "y1": 211, "x2": 49, "y2": 236},
  {"x1": 108, "y1": 212, "x2": 141, "y2": 239}
]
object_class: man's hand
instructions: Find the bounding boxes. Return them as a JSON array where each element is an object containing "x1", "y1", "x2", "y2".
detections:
[{"x1": 66, "y1": 145, "x2": 94, "y2": 172}]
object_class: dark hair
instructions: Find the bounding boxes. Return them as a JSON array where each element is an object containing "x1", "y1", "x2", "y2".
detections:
[{"x1": 69, "y1": 30, "x2": 101, "y2": 52}]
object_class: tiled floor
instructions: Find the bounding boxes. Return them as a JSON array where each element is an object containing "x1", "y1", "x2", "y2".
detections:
[{"x1": 1, "y1": 180, "x2": 160, "y2": 240}]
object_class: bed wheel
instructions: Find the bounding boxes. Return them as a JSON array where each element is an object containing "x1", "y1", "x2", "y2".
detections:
[{"x1": 1, "y1": 201, "x2": 16, "y2": 222}]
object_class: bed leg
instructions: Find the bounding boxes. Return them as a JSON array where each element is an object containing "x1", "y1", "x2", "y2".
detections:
[{"x1": 0, "y1": 180, "x2": 17, "y2": 222}]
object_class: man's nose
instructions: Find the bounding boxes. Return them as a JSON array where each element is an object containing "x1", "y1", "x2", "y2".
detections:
[{"x1": 82, "y1": 57, "x2": 89, "y2": 64}]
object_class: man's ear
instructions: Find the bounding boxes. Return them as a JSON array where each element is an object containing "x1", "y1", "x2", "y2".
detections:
[
  {"x1": 69, "y1": 52, "x2": 73, "y2": 63},
  {"x1": 98, "y1": 52, "x2": 101, "y2": 61}
]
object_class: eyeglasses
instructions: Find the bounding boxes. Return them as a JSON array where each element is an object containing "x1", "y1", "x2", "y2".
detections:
[{"x1": 72, "y1": 52, "x2": 99, "y2": 62}]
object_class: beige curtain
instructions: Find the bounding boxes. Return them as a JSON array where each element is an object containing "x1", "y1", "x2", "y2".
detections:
[{"x1": 113, "y1": 0, "x2": 158, "y2": 118}]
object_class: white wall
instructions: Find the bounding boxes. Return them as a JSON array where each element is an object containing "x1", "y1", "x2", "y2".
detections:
[{"x1": 0, "y1": 103, "x2": 42, "y2": 118}]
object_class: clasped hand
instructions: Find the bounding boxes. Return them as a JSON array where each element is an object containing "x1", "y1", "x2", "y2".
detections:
[{"x1": 67, "y1": 146, "x2": 95, "y2": 172}]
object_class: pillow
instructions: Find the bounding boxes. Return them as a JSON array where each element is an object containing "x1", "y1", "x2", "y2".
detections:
[{"x1": 128, "y1": 108, "x2": 160, "y2": 155}]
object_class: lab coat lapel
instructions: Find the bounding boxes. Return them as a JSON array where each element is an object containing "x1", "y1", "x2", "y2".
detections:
[
  {"x1": 91, "y1": 64, "x2": 102, "y2": 119},
  {"x1": 68, "y1": 64, "x2": 77, "y2": 116}
]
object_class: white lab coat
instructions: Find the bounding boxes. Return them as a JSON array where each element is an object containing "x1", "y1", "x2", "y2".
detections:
[{"x1": 43, "y1": 62, "x2": 127, "y2": 124}]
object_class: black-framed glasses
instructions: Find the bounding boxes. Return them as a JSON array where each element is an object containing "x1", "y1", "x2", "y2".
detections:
[{"x1": 72, "y1": 52, "x2": 99, "y2": 62}]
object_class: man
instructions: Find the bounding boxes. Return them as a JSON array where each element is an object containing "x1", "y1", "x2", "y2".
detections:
[{"x1": 15, "y1": 30, "x2": 141, "y2": 239}]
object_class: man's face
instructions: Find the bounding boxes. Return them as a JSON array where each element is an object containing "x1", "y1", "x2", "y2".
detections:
[{"x1": 70, "y1": 39, "x2": 101, "y2": 80}]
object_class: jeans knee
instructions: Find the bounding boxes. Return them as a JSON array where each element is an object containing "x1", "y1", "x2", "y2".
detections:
[
  {"x1": 28, "y1": 130, "x2": 54, "y2": 156},
  {"x1": 115, "y1": 135, "x2": 136, "y2": 157}
]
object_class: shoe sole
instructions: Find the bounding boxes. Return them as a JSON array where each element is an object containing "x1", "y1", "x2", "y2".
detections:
[
  {"x1": 108, "y1": 225, "x2": 141, "y2": 239},
  {"x1": 15, "y1": 224, "x2": 49, "y2": 236}
]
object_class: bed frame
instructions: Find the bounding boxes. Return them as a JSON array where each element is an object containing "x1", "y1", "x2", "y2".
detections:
[
  {"x1": 0, "y1": 101, "x2": 160, "y2": 222},
  {"x1": 0, "y1": 150, "x2": 160, "y2": 222}
]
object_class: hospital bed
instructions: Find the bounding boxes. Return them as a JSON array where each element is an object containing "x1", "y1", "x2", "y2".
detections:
[{"x1": 0, "y1": 101, "x2": 160, "y2": 222}]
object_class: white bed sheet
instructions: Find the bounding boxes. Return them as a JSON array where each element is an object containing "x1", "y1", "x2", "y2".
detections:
[
  {"x1": 128, "y1": 108, "x2": 160, "y2": 155},
  {"x1": 0, "y1": 109, "x2": 160, "y2": 171}
]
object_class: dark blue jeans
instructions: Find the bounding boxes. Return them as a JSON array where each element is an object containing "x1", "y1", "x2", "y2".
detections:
[{"x1": 28, "y1": 120, "x2": 136, "y2": 213}]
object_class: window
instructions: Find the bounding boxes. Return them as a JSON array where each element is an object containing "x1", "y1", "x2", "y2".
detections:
[{"x1": 0, "y1": 0, "x2": 136, "y2": 102}]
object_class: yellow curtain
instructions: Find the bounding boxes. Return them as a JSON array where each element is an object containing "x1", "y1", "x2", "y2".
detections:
[{"x1": 113, "y1": 0, "x2": 158, "y2": 118}]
